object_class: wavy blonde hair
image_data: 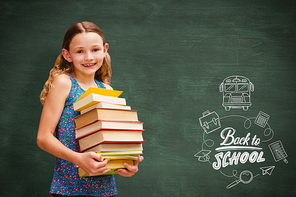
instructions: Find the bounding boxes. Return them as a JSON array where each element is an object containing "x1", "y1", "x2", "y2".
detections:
[{"x1": 40, "y1": 22, "x2": 112, "y2": 105}]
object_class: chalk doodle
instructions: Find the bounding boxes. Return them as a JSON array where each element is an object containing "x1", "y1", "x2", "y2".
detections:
[
  {"x1": 219, "y1": 75, "x2": 254, "y2": 111},
  {"x1": 194, "y1": 149, "x2": 211, "y2": 162},
  {"x1": 226, "y1": 170, "x2": 259, "y2": 189},
  {"x1": 254, "y1": 111, "x2": 270, "y2": 128},
  {"x1": 199, "y1": 110, "x2": 221, "y2": 134},
  {"x1": 194, "y1": 75, "x2": 288, "y2": 189},
  {"x1": 260, "y1": 166, "x2": 275, "y2": 175},
  {"x1": 268, "y1": 140, "x2": 288, "y2": 164}
]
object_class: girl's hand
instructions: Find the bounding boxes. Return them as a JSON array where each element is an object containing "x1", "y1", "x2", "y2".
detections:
[
  {"x1": 114, "y1": 156, "x2": 144, "y2": 177},
  {"x1": 77, "y1": 152, "x2": 111, "y2": 176}
]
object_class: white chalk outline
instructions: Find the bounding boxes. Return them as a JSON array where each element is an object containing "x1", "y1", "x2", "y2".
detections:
[
  {"x1": 215, "y1": 146, "x2": 262, "y2": 151},
  {"x1": 195, "y1": 111, "x2": 278, "y2": 189},
  {"x1": 268, "y1": 140, "x2": 288, "y2": 164},
  {"x1": 219, "y1": 75, "x2": 254, "y2": 111},
  {"x1": 199, "y1": 110, "x2": 221, "y2": 134},
  {"x1": 194, "y1": 75, "x2": 289, "y2": 189},
  {"x1": 260, "y1": 166, "x2": 275, "y2": 175},
  {"x1": 254, "y1": 111, "x2": 270, "y2": 128}
]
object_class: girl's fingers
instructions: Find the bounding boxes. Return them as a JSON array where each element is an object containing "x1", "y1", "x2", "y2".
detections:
[
  {"x1": 138, "y1": 156, "x2": 144, "y2": 162},
  {"x1": 87, "y1": 156, "x2": 144, "y2": 176},
  {"x1": 100, "y1": 158, "x2": 110, "y2": 167},
  {"x1": 87, "y1": 159, "x2": 110, "y2": 176},
  {"x1": 114, "y1": 156, "x2": 144, "y2": 177},
  {"x1": 90, "y1": 152, "x2": 103, "y2": 162},
  {"x1": 124, "y1": 162, "x2": 138, "y2": 172},
  {"x1": 114, "y1": 162, "x2": 138, "y2": 177},
  {"x1": 115, "y1": 168, "x2": 133, "y2": 177}
]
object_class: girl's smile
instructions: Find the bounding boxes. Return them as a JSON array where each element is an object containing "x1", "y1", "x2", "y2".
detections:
[
  {"x1": 82, "y1": 63, "x2": 97, "y2": 69},
  {"x1": 83, "y1": 63, "x2": 96, "y2": 67}
]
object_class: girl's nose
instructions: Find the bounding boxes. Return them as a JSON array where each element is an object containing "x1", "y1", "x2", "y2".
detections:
[{"x1": 84, "y1": 51, "x2": 94, "y2": 61}]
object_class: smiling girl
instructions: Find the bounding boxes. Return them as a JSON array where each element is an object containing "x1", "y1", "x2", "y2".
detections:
[{"x1": 37, "y1": 21, "x2": 143, "y2": 197}]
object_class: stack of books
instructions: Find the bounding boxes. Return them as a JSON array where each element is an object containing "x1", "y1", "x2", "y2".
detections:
[{"x1": 73, "y1": 87, "x2": 145, "y2": 176}]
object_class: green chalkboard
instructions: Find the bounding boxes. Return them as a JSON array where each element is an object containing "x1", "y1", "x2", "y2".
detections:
[{"x1": 1, "y1": 0, "x2": 295, "y2": 196}]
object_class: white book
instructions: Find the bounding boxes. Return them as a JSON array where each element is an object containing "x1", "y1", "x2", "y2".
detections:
[
  {"x1": 73, "y1": 93, "x2": 126, "y2": 111},
  {"x1": 101, "y1": 155, "x2": 140, "y2": 160},
  {"x1": 81, "y1": 102, "x2": 131, "y2": 114}
]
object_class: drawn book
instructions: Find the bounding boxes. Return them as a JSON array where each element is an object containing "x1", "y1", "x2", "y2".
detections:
[
  {"x1": 74, "y1": 108, "x2": 138, "y2": 129},
  {"x1": 78, "y1": 129, "x2": 145, "y2": 151},
  {"x1": 75, "y1": 120, "x2": 144, "y2": 139}
]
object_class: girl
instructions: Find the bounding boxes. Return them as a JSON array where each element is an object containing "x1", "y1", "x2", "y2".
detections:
[{"x1": 37, "y1": 21, "x2": 143, "y2": 197}]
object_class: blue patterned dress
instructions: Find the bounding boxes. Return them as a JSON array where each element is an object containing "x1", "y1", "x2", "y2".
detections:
[{"x1": 49, "y1": 73, "x2": 117, "y2": 196}]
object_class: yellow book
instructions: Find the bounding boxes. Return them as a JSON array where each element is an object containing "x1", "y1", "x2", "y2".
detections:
[
  {"x1": 78, "y1": 159, "x2": 134, "y2": 177},
  {"x1": 77, "y1": 87, "x2": 123, "y2": 101}
]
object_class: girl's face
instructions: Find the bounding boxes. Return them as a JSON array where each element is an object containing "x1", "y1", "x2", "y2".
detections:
[{"x1": 62, "y1": 32, "x2": 108, "y2": 76}]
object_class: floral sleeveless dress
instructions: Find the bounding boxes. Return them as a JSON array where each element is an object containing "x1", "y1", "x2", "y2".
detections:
[{"x1": 50, "y1": 73, "x2": 117, "y2": 196}]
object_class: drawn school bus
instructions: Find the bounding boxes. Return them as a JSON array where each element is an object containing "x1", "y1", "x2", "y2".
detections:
[{"x1": 219, "y1": 75, "x2": 254, "y2": 111}]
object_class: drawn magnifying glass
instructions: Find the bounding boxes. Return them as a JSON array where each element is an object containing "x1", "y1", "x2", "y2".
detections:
[{"x1": 226, "y1": 170, "x2": 254, "y2": 189}]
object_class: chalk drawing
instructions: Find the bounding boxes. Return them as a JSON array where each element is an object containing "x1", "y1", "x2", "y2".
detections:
[
  {"x1": 199, "y1": 110, "x2": 221, "y2": 134},
  {"x1": 194, "y1": 75, "x2": 288, "y2": 190},
  {"x1": 254, "y1": 111, "x2": 270, "y2": 128},
  {"x1": 268, "y1": 140, "x2": 288, "y2": 164},
  {"x1": 219, "y1": 75, "x2": 254, "y2": 111},
  {"x1": 260, "y1": 166, "x2": 275, "y2": 175},
  {"x1": 226, "y1": 170, "x2": 255, "y2": 189},
  {"x1": 194, "y1": 149, "x2": 211, "y2": 162}
]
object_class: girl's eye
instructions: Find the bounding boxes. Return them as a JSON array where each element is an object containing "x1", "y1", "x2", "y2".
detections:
[
  {"x1": 77, "y1": 50, "x2": 83, "y2": 54},
  {"x1": 93, "y1": 49, "x2": 100, "y2": 52}
]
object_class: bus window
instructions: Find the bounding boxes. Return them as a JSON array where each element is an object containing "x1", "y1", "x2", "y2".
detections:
[
  {"x1": 225, "y1": 83, "x2": 236, "y2": 92},
  {"x1": 238, "y1": 83, "x2": 249, "y2": 92}
]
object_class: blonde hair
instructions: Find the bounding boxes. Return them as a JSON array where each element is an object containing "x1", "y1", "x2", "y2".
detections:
[{"x1": 40, "y1": 22, "x2": 112, "y2": 105}]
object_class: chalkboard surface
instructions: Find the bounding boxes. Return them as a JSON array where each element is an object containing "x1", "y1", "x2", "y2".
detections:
[{"x1": 0, "y1": 0, "x2": 295, "y2": 197}]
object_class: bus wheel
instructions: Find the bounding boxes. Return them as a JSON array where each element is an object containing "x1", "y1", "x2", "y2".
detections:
[{"x1": 243, "y1": 107, "x2": 249, "y2": 111}]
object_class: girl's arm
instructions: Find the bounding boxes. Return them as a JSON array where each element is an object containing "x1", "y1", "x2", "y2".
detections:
[{"x1": 37, "y1": 74, "x2": 110, "y2": 176}]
